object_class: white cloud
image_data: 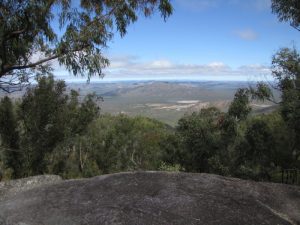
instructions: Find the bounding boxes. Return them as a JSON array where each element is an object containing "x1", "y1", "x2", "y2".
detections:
[
  {"x1": 109, "y1": 55, "x2": 138, "y2": 68},
  {"x1": 149, "y1": 60, "x2": 173, "y2": 69},
  {"x1": 97, "y1": 55, "x2": 271, "y2": 81},
  {"x1": 46, "y1": 53, "x2": 271, "y2": 82},
  {"x1": 234, "y1": 29, "x2": 258, "y2": 41},
  {"x1": 208, "y1": 62, "x2": 226, "y2": 68}
]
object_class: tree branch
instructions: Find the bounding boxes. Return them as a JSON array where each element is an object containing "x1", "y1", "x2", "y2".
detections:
[
  {"x1": 2, "y1": 54, "x2": 59, "y2": 74},
  {"x1": 3, "y1": 9, "x2": 34, "y2": 41},
  {"x1": 291, "y1": 23, "x2": 300, "y2": 32},
  {"x1": 84, "y1": 4, "x2": 119, "y2": 28},
  {"x1": 3, "y1": 12, "x2": 30, "y2": 41},
  {"x1": 0, "y1": 44, "x2": 90, "y2": 77},
  {"x1": 4, "y1": 27, "x2": 28, "y2": 40}
]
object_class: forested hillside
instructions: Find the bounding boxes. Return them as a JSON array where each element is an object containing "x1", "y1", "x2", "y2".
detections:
[
  {"x1": 0, "y1": 0, "x2": 299, "y2": 186},
  {"x1": 0, "y1": 56, "x2": 299, "y2": 183}
]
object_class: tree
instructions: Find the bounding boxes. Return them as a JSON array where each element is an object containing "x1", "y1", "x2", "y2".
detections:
[
  {"x1": 0, "y1": 96, "x2": 22, "y2": 177},
  {"x1": 176, "y1": 108, "x2": 223, "y2": 173},
  {"x1": 0, "y1": 0, "x2": 173, "y2": 92},
  {"x1": 271, "y1": 0, "x2": 300, "y2": 169},
  {"x1": 272, "y1": 48, "x2": 300, "y2": 165},
  {"x1": 239, "y1": 119, "x2": 275, "y2": 180},
  {"x1": 272, "y1": 0, "x2": 300, "y2": 31},
  {"x1": 235, "y1": 47, "x2": 300, "y2": 174},
  {"x1": 18, "y1": 75, "x2": 99, "y2": 175},
  {"x1": 19, "y1": 75, "x2": 69, "y2": 174},
  {"x1": 48, "y1": 114, "x2": 170, "y2": 178},
  {"x1": 228, "y1": 88, "x2": 251, "y2": 121},
  {"x1": 262, "y1": 112, "x2": 294, "y2": 169}
]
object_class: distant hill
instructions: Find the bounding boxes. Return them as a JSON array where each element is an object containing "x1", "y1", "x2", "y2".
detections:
[
  {"x1": 1, "y1": 80, "x2": 280, "y2": 126},
  {"x1": 83, "y1": 80, "x2": 278, "y2": 126},
  {"x1": 99, "y1": 81, "x2": 249, "y2": 101}
]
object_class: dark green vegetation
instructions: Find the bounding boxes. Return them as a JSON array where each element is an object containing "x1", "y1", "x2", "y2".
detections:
[
  {"x1": 0, "y1": 0, "x2": 299, "y2": 185},
  {"x1": 272, "y1": 0, "x2": 300, "y2": 31},
  {"x1": 0, "y1": 75, "x2": 101, "y2": 178},
  {"x1": 170, "y1": 49, "x2": 300, "y2": 180},
  {"x1": 0, "y1": 47, "x2": 299, "y2": 182},
  {"x1": 0, "y1": 0, "x2": 172, "y2": 92},
  {"x1": 0, "y1": 75, "x2": 175, "y2": 178}
]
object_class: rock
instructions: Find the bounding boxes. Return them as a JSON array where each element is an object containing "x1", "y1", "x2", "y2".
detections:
[
  {"x1": 0, "y1": 172, "x2": 299, "y2": 225},
  {"x1": 0, "y1": 175, "x2": 62, "y2": 202}
]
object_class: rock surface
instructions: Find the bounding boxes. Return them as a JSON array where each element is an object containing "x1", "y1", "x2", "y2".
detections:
[
  {"x1": 0, "y1": 171, "x2": 299, "y2": 225},
  {"x1": 0, "y1": 175, "x2": 62, "y2": 202}
]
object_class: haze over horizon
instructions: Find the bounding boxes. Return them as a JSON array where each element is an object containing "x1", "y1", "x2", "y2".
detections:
[{"x1": 52, "y1": 0, "x2": 298, "y2": 82}]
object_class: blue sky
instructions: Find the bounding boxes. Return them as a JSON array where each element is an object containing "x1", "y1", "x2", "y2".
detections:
[{"x1": 54, "y1": 0, "x2": 299, "y2": 82}]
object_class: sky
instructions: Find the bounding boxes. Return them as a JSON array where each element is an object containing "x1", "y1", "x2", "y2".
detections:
[{"x1": 54, "y1": 0, "x2": 299, "y2": 82}]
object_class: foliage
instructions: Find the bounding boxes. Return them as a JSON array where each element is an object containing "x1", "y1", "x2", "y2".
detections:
[
  {"x1": 1, "y1": 0, "x2": 300, "y2": 184},
  {"x1": 235, "y1": 47, "x2": 300, "y2": 174},
  {"x1": 0, "y1": 77, "x2": 298, "y2": 182},
  {"x1": 0, "y1": 0, "x2": 172, "y2": 92},
  {"x1": 0, "y1": 82, "x2": 173, "y2": 179},
  {"x1": 250, "y1": 82, "x2": 274, "y2": 102},
  {"x1": 228, "y1": 88, "x2": 251, "y2": 121},
  {"x1": 19, "y1": 75, "x2": 68, "y2": 174},
  {"x1": 15, "y1": 75, "x2": 99, "y2": 175},
  {"x1": 159, "y1": 162, "x2": 181, "y2": 172},
  {"x1": 261, "y1": 112, "x2": 294, "y2": 169},
  {"x1": 272, "y1": 0, "x2": 300, "y2": 31},
  {"x1": 271, "y1": 3, "x2": 300, "y2": 171},
  {"x1": 234, "y1": 118, "x2": 275, "y2": 180},
  {"x1": 47, "y1": 114, "x2": 171, "y2": 178},
  {"x1": 272, "y1": 48, "x2": 300, "y2": 166},
  {"x1": 172, "y1": 80, "x2": 299, "y2": 181},
  {"x1": 0, "y1": 96, "x2": 22, "y2": 177},
  {"x1": 176, "y1": 108, "x2": 223, "y2": 173}
]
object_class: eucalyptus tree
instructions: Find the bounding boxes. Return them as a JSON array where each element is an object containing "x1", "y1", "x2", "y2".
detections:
[
  {"x1": 0, "y1": 96, "x2": 22, "y2": 177},
  {"x1": 19, "y1": 75, "x2": 99, "y2": 175},
  {"x1": 272, "y1": 47, "x2": 300, "y2": 165},
  {"x1": 0, "y1": 0, "x2": 172, "y2": 92},
  {"x1": 272, "y1": 0, "x2": 300, "y2": 31}
]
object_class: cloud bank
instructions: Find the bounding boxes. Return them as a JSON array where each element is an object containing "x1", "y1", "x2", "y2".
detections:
[
  {"x1": 95, "y1": 55, "x2": 272, "y2": 81},
  {"x1": 38, "y1": 52, "x2": 271, "y2": 82}
]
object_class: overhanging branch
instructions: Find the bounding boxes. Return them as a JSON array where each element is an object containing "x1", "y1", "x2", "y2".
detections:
[
  {"x1": 291, "y1": 23, "x2": 300, "y2": 32},
  {"x1": 0, "y1": 44, "x2": 90, "y2": 77},
  {"x1": 1, "y1": 54, "x2": 59, "y2": 76}
]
